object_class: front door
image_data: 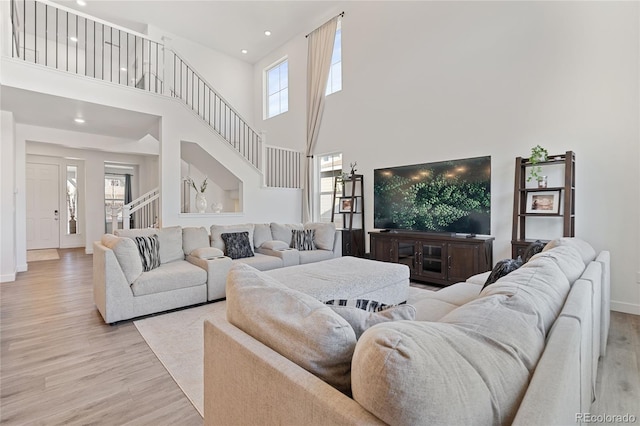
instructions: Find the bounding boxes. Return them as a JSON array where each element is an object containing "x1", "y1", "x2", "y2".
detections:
[{"x1": 26, "y1": 163, "x2": 60, "y2": 249}]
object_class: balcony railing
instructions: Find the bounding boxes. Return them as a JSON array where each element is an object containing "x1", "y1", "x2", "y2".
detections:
[
  {"x1": 10, "y1": 0, "x2": 163, "y2": 93},
  {"x1": 8, "y1": 0, "x2": 302, "y2": 189}
]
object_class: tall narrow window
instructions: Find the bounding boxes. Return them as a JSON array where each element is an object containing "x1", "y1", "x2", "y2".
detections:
[
  {"x1": 66, "y1": 166, "x2": 78, "y2": 234},
  {"x1": 104, "y1": 174, "x2": 126, "y2": 233},
  {"x1": 318, "y1": 153, "x2": 343, "y2": 227},
  {"x1": 265, "y1": 58, "x2": 288, "y2": 118},
  {"x1": 325, "y1": 22, "x2": 342, "y2": 96}
]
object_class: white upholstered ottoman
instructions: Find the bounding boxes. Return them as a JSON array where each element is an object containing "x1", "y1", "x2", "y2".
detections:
[{"x1": 265, "y1": 257, "x2": 410, "y2": 305}]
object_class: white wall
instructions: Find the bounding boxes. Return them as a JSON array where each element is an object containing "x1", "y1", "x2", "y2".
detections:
[
  {"x1": 147, "y1": 25, "x2": 254, "y2": 124},
  {"x1": 0, "y1": 111, "x2": 16, "y2": 282},
  {"x1": 16, "y1": 128, "x2": 159, "y2": 260},
  {"x1": 1, "y1": 51, "x2": 301, "y2": 273},
  {"x1": 254, "y1": 1, "x2": 640, "y2": 313}
]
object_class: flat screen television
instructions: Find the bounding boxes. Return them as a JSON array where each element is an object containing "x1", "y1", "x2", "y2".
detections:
[{"x1": 374, "y1": 156, "x2": 491, "y2": 235}]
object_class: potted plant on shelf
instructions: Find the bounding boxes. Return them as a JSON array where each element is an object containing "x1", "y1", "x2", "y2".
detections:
[
  {"x1": 527, "y1": 145, "x2": 549, "y2": 188},
  {"x1": 188, "y1": 176, "x2": 208, "y2": 213}
]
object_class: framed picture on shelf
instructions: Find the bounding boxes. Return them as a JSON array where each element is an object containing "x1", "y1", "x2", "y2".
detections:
[
  {"x1": 526, "y1": 190, "x2": 560, "y2": 214},
  {"x1": 339, "y1": 197, "x2": 357, "y2": 212}
]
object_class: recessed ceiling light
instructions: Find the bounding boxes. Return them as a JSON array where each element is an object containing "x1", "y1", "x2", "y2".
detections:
[
  {"x1": 120, "y1": 67, "x2": 127, "y2": 72},
  {"x1": 74, "y1": 118, "x2": 85, "y2": 123},
  {"x1": 76, "y1": 0, "x2": 86, "y2": 6},
  {"x1": 241, "y1": 49, "x2": 248, "y2": 54},
  {"x1": 264, "y1": 30, "x2": 272, "y2": 36},
  {"x1": 69, "y1": 36, "x2": 78, "y2": 42}
]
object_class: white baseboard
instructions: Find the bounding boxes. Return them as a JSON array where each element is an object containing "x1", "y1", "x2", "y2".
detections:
[
  {"x1": 17, "y1": 263, "x2": 27, "y2": 272},
  {"x1": 85, "y1": 246, "x2": 93, "y2": 255},
  {"x1": 0, "y1": 272, "x2": 16, "y2": 282},
  {"x1": 610, "y1": 300, "x2": 640, "y2": 316}
]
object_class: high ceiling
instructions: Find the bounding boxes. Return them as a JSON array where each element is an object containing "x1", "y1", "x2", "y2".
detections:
[
  {"x1": 3, "y1": 1, "x2": 343, "y2": 146},
  {"x1": 54, "y1": 0, "x2": 344, "y2": 64}
]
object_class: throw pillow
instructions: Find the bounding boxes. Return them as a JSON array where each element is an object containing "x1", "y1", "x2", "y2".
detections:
[
  {"x1": 221, "y1": 232, "x2": 255, "y2": 260},
  {"x1": 190, "y1": 247, "x2": 225, "y2": 259},
  {"x1": 303, "y1": 222, "x2": 336, "y2": 250},
  {"x1": 522, "y1": 240, "x2": 545, "y2": 263},
  {"x1": 134, "y1": 235, "x2": 161, "y2": 272},
  {"x1": 100, "y1": 234, "x2": 143, "y2": 284},
  {"x1": 330, "y1": 304, "x2": 416, "y2": 339},
  {"x1": 482, "y1": 257, "x2": 523, "y2": 290},
  {"x1": 324, "y1": 299, "x2": 395, "y2": 312},
  {"x1": 291, "y1": 229, "x2": 316, "y2": 251},
  {"x1": 226, "y1": 263, "x2": 356, "y2": 394},
  {"x1": 211, "y1": 224, "x2": 255, "y2": 253}
]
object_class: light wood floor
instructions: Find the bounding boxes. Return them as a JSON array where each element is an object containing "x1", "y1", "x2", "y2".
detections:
[
  {"x1": 1, "y1": 249, "x2": 639, "y2": 425},
  {"x1": 0, "y1": 249, "x2": 202, "y2": 425}
]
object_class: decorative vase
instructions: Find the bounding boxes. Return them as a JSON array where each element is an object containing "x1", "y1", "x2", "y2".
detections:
[
  {"x1": 195, "y1": 193, "x2": 207, "y2": 213},
  {"x1": 537, "y1": 176, "x2": 548, "y2": 188}
]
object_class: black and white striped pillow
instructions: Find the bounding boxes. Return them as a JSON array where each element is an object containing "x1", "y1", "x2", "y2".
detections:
[
  {"x1": 324, "y1": 299, "x2": 396, "y2": 312},
  {"x1": 291, "y1": 229, "x2": 316, "y2": 251},
  {"x1": 134, "y1": 234, "x2": 161, "y2": 272}
]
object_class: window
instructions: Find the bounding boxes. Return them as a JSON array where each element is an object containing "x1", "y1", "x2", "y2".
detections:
[
  {"x1": 265, "y1": 58, "x2": 289, "y2": 118},
  {"x1": 325, "y1": 23, "x2": 342, "y2": 96},
  {"x1": 318, "y1": 153, "x2": 343, "y2": 227},
  {"x1": 105, "y1": 174, "x2": 126, "y2": 232},
  {"x1": 66, "y1": 166, "x2": 78, "y2": 235}
]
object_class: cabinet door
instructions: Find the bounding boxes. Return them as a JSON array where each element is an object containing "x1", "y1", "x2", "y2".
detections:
[
  {"x1": 396, "y1": 239, "x2": 418, "y2": 273},
  {"x1": 342, "y1": 229, "x2": 364, "y2": 257},
  {"x1": 371, "y1": 235, "x2": 395, "y2": 263},
  {"x1": 447, "y1": 243, "x2": 479, "y2": 283},
  {"x1": 419, "y1": 242, "x2": 447, "y2": 281}
]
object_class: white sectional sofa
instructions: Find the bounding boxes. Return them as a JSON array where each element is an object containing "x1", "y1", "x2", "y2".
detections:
[
  {"x1": 203, "y1": 237, "x2": 610, "y2": 425},
  {"x1": 93, "y1": 222, "x2": 341, "y2": 323}
]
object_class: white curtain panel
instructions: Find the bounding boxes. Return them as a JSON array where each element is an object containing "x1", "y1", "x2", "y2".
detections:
[{"x1": 303, "y1": 16, "x2": 339, "y2": 222}]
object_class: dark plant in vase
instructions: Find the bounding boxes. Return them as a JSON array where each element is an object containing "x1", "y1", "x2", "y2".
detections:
[{"x1": 527, "y1": 145, "x2": 549, "y2": 186}]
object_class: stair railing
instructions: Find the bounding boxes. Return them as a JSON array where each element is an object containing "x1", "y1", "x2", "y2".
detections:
[
  {"x1": 9, "y1": 0, "x2": 302, "y2": 189},
  {"x1": 110, "y1": 187, "x2": 159, "y2": 232},
  {"x1": 167, "y1": 49, "x2": 261, "y2": 170}
]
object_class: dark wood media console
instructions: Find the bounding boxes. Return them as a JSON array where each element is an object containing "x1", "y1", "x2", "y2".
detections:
[{"x1": 369, "y1": 231, "x2": 494, "y2": 286}]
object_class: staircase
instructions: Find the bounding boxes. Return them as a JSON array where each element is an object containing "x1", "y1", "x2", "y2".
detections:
[
  {"x1": 109, "y1": 188, "x2": 160, "y2": 233},
  {"x1": 9, "y1": 0, "x2": 302, "y2": 189}
]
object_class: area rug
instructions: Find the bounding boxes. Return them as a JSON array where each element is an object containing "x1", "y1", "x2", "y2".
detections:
[
  {"x1": 134, "y1": 302, "x2": 227, "y2": 417},
  {"x1": 26, "y1": 249, "x2": 60, "y2": 262},
  {"x1": 134, "y1": 287, "x2": 430, "y2": 417}
]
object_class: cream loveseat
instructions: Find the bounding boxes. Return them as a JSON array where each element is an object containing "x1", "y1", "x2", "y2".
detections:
[
  {"x1": 204, "y1": 238, "x2": 610, "y2": 425},
  {"x1": 93, "y1": 222, "x2": 340, "y2": 323}
]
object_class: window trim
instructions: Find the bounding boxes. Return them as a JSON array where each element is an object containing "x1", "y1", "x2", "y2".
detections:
[{"x1": 263, "y1": 56, "x2": 289, "y2": 119}]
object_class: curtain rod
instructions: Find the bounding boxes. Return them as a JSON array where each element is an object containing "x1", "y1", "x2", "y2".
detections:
[{"x1": 305, "y1": 11, "x2": 344, "y2": 38}]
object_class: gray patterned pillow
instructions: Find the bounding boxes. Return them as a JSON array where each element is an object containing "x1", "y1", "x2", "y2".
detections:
[
  {"x1": 522, "y1": 240, "x2": 545, "y2": 263},
  {"x1": 221, "y1": 232, "x2": 255, "y2": 260},
  {"x1": 482, "y1": 257, "x2": 523, "y2": 290},
  {"x1": 134, "y1": 235, "x2": 161, "y2": 272},
  {"x1": 291, "y1": 229, "x2": 316, "y2": 251},
  {"x1": 324, "y1": 299, "x2": 395, "y2": 312},
  {"x1": 329, "y1": 304, "x2": 416, "y2": 339}
]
